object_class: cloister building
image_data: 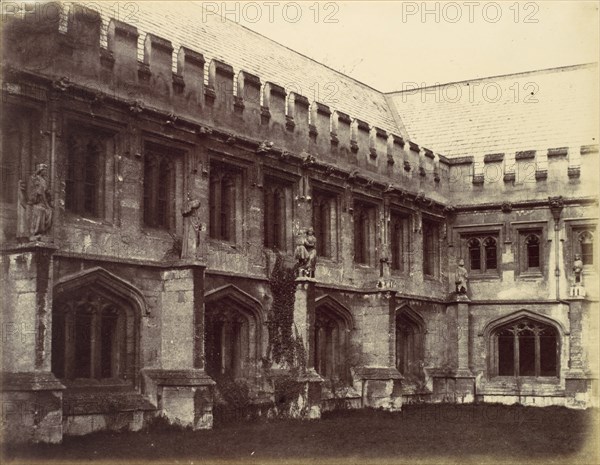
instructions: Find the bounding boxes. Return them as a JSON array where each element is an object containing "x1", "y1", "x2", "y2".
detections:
[{"x1": 1, "y1": 2, "x2": 598, "y2": 443}]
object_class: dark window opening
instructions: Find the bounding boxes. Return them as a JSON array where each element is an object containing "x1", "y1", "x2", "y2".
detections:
[
  {"x1": 468, "y1": 238, "x2": 481, "y2": 271},
  {"x1": 65, "y1": 134, "x2": 104, "y2": 218},
  {"x1": 264, "y1": 180, "x2": 289, "y2": 251},
  {"x1": 354, "y1": 201, "x2": 376, "y2": 265},
  {"x1": 493, "y1": 319, "x2": 558, "y2": 378},
  {"x1": 205, "y1": 301, "x2": 257, "y2": 380},
  {"x1": 579, "y1": 231, "x2": 594, "y2": 266},
  {"x1": 526, "y1": 234, "x2": 540, "y2": 269},
  {"x1": 395, "y1": 310, "x2": 424, "y2": 377},
  {"x1": 51, "y1": 291, "x2": 134, "y2": 384},
  {"x1": 1, "y1": 108, "x2": 38, "y2": 205},
  {"x1": 423, "y1": 220, "x2": 439, "y2": 276},
  {"x1": 1, "y1": 118, "x2": 22, "y2": 203},
  {"x1": 466, "y1": 235, "x2": 498, "y2": 273},
  {"x1": 313, "y1": 190, "x2": 336, "y2": 258},
  {"x1": 497, "y1": 331, "x2": 514, "y2": 376},
  {"x1": 390, "y1": 212, "x2": 409, "y2": 272},
  {"x1": 314, "y1": 306, "x2": 350, "y2": 383},
  {"x1": 484, "y1": 237, "x2": 497, "y2": 269},
  {"x1": 209, "y1": 164, "x2": 239, "y2": 242},
  {"x1": 143, "y1": 146, "x2": 176, "y2": 230}
]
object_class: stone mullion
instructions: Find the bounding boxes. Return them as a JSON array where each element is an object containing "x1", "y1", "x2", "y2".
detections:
[
  {"x1": 90, "y1": 304, "x2": 100, "y2": 380},
  {"x1": 233, "y1": 320, "x2": 242, "y2": 377},
  {"x1": 64, "y1": 307, "x2": 74, "y2": 379},
  {"x1": 221, "y1": 321, "x2": 229, "y2": 375},
  {"x1": 513, "y1": 328, "x2": 520, "y2": 377},
  {"x1": 491, "y1": 334, "x2": 498, "y2": 377},
  {"x1": 534, "y1": 327, "x2": 541, "y2": 377},
  {"x1": 213, "y1": 174, "x2": 222, "y2": 238}
]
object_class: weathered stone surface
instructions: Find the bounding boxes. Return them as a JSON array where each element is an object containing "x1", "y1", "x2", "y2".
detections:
[{"x1": 0, "y1": 2, "x2": 596, "y2": 445}]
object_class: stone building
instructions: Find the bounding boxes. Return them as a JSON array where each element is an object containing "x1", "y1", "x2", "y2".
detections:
[{"x1": 1, "y1": 3, "x2": 598, "y2": 443}]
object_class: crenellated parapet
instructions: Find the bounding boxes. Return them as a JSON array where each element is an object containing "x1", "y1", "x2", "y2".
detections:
[
  {"x1": 447, "y1": 144, "x2": 599, "y2": 205},
  {"x1": 1, "y1": 2, "x2": 449, "y2": 202}
]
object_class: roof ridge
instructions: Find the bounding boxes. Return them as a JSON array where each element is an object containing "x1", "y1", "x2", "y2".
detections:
[{"x1": 386, "y1": 62, "x2": 598, "y2": 95}]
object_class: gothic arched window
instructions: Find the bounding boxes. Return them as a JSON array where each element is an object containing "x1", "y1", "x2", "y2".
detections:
[
  {"x1": 423, "y1": 219, "x2": 440, "y2": 277},
  {"x1": 468, "y1": 238, "x2": 481, "y2": 271},
  {"x1": 143, "y1": 145, "x2": 177, "y2": 230},
  {"x1": 579, "y1": 231, "x2": 594, "y2": 266},
  {"x1": 65, "y1": 130, "x2": 106, "y2": 218},
  {"x1": 491, "y1": 318, "x2": 558, "y2": 377},
  {"x1": 313, "y1": 189, "x2": 337, "y2": 258},
  {"x1": 484, "y1": 237, "x2": 498, "y2": 270},
  {"x1": 314, "y1": 300, "x2": 352, "y2": 384},
  {"x1": 390, "y1": 212, "x2": 410, "y2": 272},
  {"x1": 264, "y1": 178, "x2": 290, "y2": 251},
  {"x1": 209, "y1": 162, "x2": 241, "y2": 242},
  {"x1": 466, "y1": 235, "x2": 498, "y2": 273},
  {"x1": 354, "y1": 201, "x2": 377, "y2": 265},
  {"x1": 204, "y1": 291, "x2": 262, "y2": 381},
  {"x1": 395, "y1": 309, "x2": 425, "y2": 377},
  {"x1": 52, "y1": 280, "x2": 139, "y2": 385}
]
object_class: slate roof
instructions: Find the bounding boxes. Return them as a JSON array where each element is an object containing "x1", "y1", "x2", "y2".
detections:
[
  {"x1": 92, "y1": 2, "x2": 399, "y2": 134},
  {"x1": 75, "y1": 3, "x2": 599, "y2": 158},
  {"x1": 386, "y1": 63, "x2": 599, "y2": 158}
]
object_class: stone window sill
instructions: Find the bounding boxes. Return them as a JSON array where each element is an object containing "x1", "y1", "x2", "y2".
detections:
[
  {"x1": 64, "y1": 212, "x2": 113, "y2": 230},
  {"x1": 469, "y1": 273, "x2": 501, "y2": 281}
]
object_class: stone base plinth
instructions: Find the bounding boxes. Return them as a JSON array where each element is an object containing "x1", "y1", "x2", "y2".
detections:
[
  {"x1": 431, "y1": 373, "x2": 476, "y2": 403},
  {"x1": 141, "y1": 369, "x2": 215, "y2": 429},
  {"x1": 272, "y1": 369, "x2": 323, "y2": 420},
  {"x1": 352, "y1": 367, "x2": 403, "y2": 411},
  {"x1": 1, "y1": 372, "x2": 65, "y2": 443}
]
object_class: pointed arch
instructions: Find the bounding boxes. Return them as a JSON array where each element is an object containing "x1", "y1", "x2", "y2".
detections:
[
  {"x1": 395, "y1": 305, "x2": 426, "y2": 332},
  {"x1": 481, "y1": 309, "x2": 566, "y2": 339},
  {"x1": 204, "y1": 284, "x2": 264, "y2": 325},
  {"x1": 483, "y1": 309, "x2": 563, "y2": 378},
  {"x1": 52, "y1": 267, "x2": 143, "y2": 383},
  {"x1": 314, "y1": 295, "x2": 353, "y2": 383},
  {"x1": 54, "y1": 266, "x2": 147, "y2": 317},
  {"x1": 395, "y1": 305, "x2": 425, "y2": 377},
  {"x1": 204, "y1": 285, "x2": 264, "y2": 380},
  {"x1": 315, "y1": 295, "x2": 354, "y2": 330}
]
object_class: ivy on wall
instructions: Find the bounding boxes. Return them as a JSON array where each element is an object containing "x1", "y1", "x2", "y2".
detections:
[{"x1": 265, "y1": 252, "x2": 306, "y2": 371}]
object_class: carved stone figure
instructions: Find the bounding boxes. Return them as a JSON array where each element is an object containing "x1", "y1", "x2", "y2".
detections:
[
  {"x1": 573, "y1": 254, "x2": 584, "y2": 284},
  {"x1": 455, "y1": 258, "x2": 468, "y2": 294},
  {"x1": 181, "y1": 196, "x2": 202, "y2": 258},
  {"x1": 21, "y1": 163, "x2": 53, "y2": 241},
  {"x1": 294, "y1": 227, "x2": 317, "y2": 277}
]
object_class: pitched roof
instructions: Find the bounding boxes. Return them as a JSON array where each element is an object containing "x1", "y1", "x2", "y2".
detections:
[
  {"x1": 92, "y1": 2, "x2": 399, "y2": 134},
  {"x1": 386, "y1": 63, "x2": 599, "y2": 158}
]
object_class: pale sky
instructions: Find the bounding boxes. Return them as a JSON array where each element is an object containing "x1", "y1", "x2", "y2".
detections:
[{"x1": 212, "y1": 1, "x2": 600, "y2": 92}]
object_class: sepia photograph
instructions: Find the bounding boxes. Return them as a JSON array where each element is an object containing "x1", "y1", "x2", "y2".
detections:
[{"x1": 1, "y1": 1, "x2": 598, "y2": 464}]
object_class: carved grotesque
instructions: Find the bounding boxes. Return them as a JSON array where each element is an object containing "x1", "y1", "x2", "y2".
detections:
[
  {"x1": 294, "y1": 228, "x2": 317, "y2": 278},
  {"x1": 455, "y1": 258, "x2": 468, "y2": 294},
  {"x1": 20, "y1": 163, "x2": 53, "y2": 241},
  {"x1": 256, "y1": 140, "x2": 274, "y2": 154},
  {"x1": 573, "y1": 253, "x2": 584, "y2": 284},
  {"x1": 181, "y1": 196, "x2": 202, "y2": 258}
]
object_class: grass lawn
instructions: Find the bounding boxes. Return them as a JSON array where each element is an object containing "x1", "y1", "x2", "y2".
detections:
[{"x1": 2, "y1": 403, "x2": 598, "y2": 465}]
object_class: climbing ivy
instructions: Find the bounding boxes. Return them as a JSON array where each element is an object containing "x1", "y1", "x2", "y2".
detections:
[{"x1": 265, "y1": 252, "x2": 306, "y2": 370}]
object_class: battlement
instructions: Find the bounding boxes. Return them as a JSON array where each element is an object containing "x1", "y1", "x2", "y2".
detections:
[
  {"x1": 446, "y1": 143, "x2": 598, "y2": 205},
  {"x1": 3, "y1": 3, "x2": 597, "y2": 206},
  {"x1": 1, "y1": 3, "x2": 450, "y2": 202}
]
